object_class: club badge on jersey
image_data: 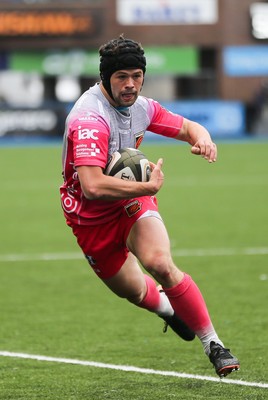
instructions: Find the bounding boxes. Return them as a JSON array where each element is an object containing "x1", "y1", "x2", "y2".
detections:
[{"x1": 135, "y1": 131, "x2": 145, "y2": 148}]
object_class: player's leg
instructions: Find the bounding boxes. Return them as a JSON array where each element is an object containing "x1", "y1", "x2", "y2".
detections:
[
  {"x1": 102, "y1": 251, "x2": 174, "y2": 317},
  {"x1": 102, "y1": 251, "x2": 146, "y2": 303},
  {"x1": 102, "y1": 250, "x2": 194, "y2": 342},
  {"x1": 127, "y1": 216, "x2": 240, "y2": 376},
  {"x1": 127, "y1": 216, "x2": 219, "y2": 343},
  {"x1": 70, "y1": 216, "x2": 190, "y2": 338},
  {"x1": 71, "y1": 217, "x2": 169, "y2": 313}
]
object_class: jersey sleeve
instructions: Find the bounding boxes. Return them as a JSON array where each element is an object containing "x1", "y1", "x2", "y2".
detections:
[
  {"x1": 146, "y1": 98, "x2": 184, "y2": 138},
  {"x1": 70, "y1": 117, "x2": 109, "y2": 169}
]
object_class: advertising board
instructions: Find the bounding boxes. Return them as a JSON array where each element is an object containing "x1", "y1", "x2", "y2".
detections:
[
  {"x1": 223, "y1": 46, "x2": 268, "y2": 77},
  {"x1": 117, "y1": 0, "x2": 218, "y2": 25}
]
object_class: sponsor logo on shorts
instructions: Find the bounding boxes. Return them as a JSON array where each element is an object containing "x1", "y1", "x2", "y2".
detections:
[
  {"x1": 125, "y1": 200, "x2": 142, "y2": 217},
  {"x1": 85, "y1": 254, "x2": 102, "y2": 274},
  {"x1": 85, "y1": 254, "x2": 97, "y2": 266}
]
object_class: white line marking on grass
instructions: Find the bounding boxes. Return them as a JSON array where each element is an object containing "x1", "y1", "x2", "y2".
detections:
[
  {"x1": 0, "y1": 247, "x2": 268, "y2": 263},
  {"x1": 173, "y1": 247, "x2": 268, "y2": 257},
  {"x1": 0, "y1": 351, "x2": 267, "y2": 389},
  {"x1": 0, "y1": 252, "x2": 83, "y2": 262}
]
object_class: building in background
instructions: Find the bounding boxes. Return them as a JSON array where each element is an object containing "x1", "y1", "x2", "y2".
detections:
[{"x1": 0, "y1": 0, "x2": 267, "y2": 141}]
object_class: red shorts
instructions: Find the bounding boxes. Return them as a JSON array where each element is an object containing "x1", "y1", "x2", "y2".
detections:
[{"x1": 69, "y1": 196, "x2": 159, "y2": 279}]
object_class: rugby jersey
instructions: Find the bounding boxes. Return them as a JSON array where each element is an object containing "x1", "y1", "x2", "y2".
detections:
[{"x1": 60, "y1": 83, "x2": 183, "y2": 225}]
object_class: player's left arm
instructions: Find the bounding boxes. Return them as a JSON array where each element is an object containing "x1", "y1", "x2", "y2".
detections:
[
  {"x1": 145, "y1": 99, "x2": 217, "y2": 163},
  {"x1": 175, "y1": 118, "x2": 217, "y2": 163}
]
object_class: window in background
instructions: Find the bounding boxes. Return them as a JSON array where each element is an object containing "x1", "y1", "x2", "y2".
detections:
[{"x1": 175, "y1": 48, "x2": 217, "y2": 99}]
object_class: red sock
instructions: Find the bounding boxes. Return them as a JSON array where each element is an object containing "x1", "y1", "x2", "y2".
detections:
[
  {"x1": 138, "y1": 274, "x2": 161, "y2": 312},
  {"x1": 163, "y1": 273, "x2": 212, "y2": 333}
]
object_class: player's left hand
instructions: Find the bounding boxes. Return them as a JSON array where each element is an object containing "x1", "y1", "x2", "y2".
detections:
[{"x1": 191, "y1": 140, "x2": 217, "y2": 163}]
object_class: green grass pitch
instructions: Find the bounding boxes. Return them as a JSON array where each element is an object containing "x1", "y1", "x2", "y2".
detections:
[{"x1": 0, "y1": 141, "x2": 268, "y2": 399}]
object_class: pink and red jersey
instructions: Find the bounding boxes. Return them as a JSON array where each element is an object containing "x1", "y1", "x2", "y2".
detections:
[{"x1": 60, "y1": 83, "x2": 183, "y2": 225}]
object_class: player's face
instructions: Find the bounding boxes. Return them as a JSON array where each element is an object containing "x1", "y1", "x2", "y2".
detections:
[{"x1": 110, "y1": 69, "x2": 144, "y2": 107}]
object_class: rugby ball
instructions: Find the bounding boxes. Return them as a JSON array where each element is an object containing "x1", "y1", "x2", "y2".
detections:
[{"x1": 104, "y1": 148, "x2": 151, "y2": 182}]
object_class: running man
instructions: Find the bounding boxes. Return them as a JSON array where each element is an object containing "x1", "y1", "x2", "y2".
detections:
[{"x1": 60, "y1": 35, "x2": 240, "y2": 377}]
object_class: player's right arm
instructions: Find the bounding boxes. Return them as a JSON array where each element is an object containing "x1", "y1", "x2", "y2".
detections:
[
  {"x1": 77, "y1": 158, "x2": 164, "y2": 200},
  {"x1": 69, "y1": 111, "x2": 164, "y2": 201}
]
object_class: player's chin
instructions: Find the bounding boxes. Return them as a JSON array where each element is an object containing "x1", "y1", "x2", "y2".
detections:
[{"x1": 121, "y1": 93, "x2": 137, "y2": 106}]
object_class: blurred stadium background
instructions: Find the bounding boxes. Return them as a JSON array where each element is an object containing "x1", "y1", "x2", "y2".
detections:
[{"x1": 0, "y1": 0, "x2": 268, "y2": 144}]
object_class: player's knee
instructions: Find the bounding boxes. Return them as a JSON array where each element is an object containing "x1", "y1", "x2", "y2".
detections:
[
  {"x1": 143, "y1": 252, "x2": 174, "y2": 280},
  {"x1": 126, "y1": 288, "x2": 146, "y2": 305}
]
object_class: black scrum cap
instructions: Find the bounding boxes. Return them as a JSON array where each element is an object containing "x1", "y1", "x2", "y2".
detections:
[{"x1": 99, "y1": 35, "x2": 146, "y2": 99}]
